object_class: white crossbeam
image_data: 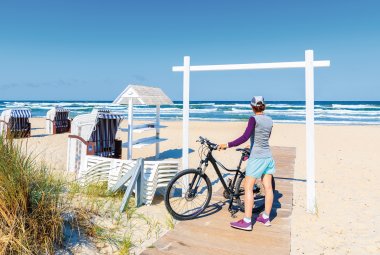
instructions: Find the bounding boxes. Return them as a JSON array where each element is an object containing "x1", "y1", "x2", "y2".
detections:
[{"x1": 173, "y1": 60, "x2": 330, "y2": 72}]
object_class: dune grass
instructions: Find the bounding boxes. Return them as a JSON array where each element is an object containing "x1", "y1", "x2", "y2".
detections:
[
  {"x1": 0, "y1": 136, "x2": 64, "y2": 254},
  {"x1": 0, "y1": 135, "x2": 170, "y2": 254}
]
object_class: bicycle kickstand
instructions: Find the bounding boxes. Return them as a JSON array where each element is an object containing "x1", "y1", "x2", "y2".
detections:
[{"x1": 228, "y1": 199, "x2": 238, "y2": 218}]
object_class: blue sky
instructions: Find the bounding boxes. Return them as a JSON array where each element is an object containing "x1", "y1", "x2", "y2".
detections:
[{"x1": 0, "y1": 1, "x2": 379, "y2": 101}]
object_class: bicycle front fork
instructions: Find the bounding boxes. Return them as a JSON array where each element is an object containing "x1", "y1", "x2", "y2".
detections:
[{"x1": 225, "y1": 178, "x2": 239, "y2": 218}]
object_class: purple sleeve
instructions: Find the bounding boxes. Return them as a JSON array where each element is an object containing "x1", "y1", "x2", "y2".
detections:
[{"x1": 227, "y1": 117, "x2": 256, "y2": 148}]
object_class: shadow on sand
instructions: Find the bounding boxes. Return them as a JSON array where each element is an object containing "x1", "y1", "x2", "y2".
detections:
[
  {"x1": 145, "y1": 148, "x2": 195, "y2": 160},
  {"x1": 195, "y1": 185, "x2": 283, "y2": 222},
  {"x1": 31, "y1": 134, "x2": 49, "y2": 138}
]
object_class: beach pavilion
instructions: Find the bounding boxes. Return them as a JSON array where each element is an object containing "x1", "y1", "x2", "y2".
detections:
[
  {"x1": 172, "y1": 50, "x2": 330, "y2": 213},
  {"x1": 113, "y1": 84, "x2": 173, "y2": 160}
]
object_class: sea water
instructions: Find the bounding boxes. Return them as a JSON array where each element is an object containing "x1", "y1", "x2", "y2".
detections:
[{"x1": 0, "y1": 100, "x2": 379, "y2": 125}]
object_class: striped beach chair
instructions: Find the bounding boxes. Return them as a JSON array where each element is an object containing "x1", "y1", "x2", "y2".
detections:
[
  {"x1": 66, "y1": 109, "x2": 124, "y2": 174},
  {"x1": 46, "y1": 107, "x2": 71, "y2": 134},
  {"x1": 0, "y1": 108, "x2": 31, "y2": 138}
]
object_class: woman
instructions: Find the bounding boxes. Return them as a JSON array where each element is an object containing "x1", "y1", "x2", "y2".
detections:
[{"x1": 218, "y1": 96, "x2": 275, "y2": 231}]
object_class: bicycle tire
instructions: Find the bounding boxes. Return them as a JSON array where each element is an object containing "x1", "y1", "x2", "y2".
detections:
[
  {"x1": 235, "y1": 175, "x2": 276, "y2": 213},
  {"x1": 165, "y1": 169, "x2": 212, "y2": 221}
]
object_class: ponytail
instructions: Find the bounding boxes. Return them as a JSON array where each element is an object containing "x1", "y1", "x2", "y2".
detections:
[{"x1": 253, "y1": 102, "x2": 265, "y2": 113}]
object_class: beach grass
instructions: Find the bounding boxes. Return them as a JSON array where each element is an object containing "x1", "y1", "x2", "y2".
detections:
[
  {"x1": 0, "y1": 134, "x2": 171, "y2": 254},
  {"x1": 0, "y1": 136, "x2": 64, "y2": 254}
]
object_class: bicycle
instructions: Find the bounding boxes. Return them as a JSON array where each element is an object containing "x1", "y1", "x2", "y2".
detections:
[{"x1": 165, "y1": 136, "x2": 275, "y2": 221}]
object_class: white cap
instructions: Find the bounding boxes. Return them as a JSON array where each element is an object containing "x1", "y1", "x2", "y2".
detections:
[{"x1": 250, "y1": 96, "x2": 265, "y2": 106}]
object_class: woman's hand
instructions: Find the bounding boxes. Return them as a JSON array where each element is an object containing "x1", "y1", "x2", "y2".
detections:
[{"x1": 217, "y1": 144, "x2": 228, "y2": 151}]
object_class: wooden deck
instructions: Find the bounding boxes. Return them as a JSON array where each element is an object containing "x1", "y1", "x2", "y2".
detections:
[{"x1": 142, "y1": 146, "x2": 296, "y2": 255}]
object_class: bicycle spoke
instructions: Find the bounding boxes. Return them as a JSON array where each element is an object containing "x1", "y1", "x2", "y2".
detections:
[
  {"x1": 167, "y1": 171, "x2": 210, "y2": 218},
  {"x1": 235, "y1": 177, "x2": 266, "y2": 213}
]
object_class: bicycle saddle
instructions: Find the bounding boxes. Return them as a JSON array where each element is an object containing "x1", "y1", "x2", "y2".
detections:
[
  {"x1": 236, "y1": 148, "x2": 250, "y2": 161},
  {"x1": 236, "y1": 148, "x2": 250, "y2": 153}
]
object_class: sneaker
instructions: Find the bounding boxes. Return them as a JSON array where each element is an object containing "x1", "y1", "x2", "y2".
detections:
[
  {"x1": 230, "y1": 219, "x2": 252, "y2": 231},
  {"x1": 256, "y1": 214, "x2": 271, "y2": 226}
]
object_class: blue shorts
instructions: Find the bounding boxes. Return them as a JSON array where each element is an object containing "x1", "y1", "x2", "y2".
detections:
[{"x1": 246, "y1": 157, "x2": 276, "y2": 178}]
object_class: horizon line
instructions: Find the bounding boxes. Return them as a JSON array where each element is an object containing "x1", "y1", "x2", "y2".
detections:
[{"x1": 1, "y1": 99, "x2": 380, "y2": 103}]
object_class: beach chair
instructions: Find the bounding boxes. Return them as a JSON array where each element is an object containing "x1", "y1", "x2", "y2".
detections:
[
  {"x1": 46, "y1": 107, "x2": 71, "y2": 134},
  {"x1": 0, "y1": 108, "x2": 31, "y2": 138},
  {"x1": 66, "y1": 109, "x2": 124, "y2": 174}
]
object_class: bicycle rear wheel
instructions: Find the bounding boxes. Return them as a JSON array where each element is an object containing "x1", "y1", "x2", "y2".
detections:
[
  {"x1": 165, "y1": 169, "x2": 212, "y2": 221},
  {"x1": 235, "y1": 175, "x2": 276, "y2": 213}
]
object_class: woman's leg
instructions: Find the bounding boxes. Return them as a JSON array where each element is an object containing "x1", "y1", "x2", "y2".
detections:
[
  {"x1": 262, "y1": 174, "x2": 274, "y2": 216},
  {"x1": 244, "y1": 176, "x2": 256, "y2": 219}
]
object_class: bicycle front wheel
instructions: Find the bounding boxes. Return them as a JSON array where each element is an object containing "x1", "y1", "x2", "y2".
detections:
[{"x1": 165, "y1": 169, "x2": 212, "y2": 221}]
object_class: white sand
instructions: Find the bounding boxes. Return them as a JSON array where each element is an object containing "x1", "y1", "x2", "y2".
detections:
[{"x1": 24, "y1": 118, "x2": 380, "y2": 254}]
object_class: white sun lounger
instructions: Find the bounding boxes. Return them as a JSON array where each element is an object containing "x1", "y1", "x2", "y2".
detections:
[{"x1": 79, "y1": 155, "x2": 179, "y2": 205}]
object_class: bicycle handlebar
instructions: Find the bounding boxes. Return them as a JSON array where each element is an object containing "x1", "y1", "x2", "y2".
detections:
[
  {"x1": 197, "y1": 136, "x2": 218, "y2": 150},
  {"x1": 197, "y1": 136, "x2": 251, "y2": 156}
]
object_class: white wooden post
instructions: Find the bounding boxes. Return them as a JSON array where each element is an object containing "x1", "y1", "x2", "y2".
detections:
[
  {"x1": 128, "y1": 98, "x2": 133, "y2": 160},
  {"x1": 181, "y1": 56, "x2": 191, "y2": 194},
  {"x1": 305, "y1": 50, "x2": 316, "y2": 213},
  {"x1": 182, "y1": 56, "x2": 190, "y2": 170},
  {"x1": 155, "y1": 105, "x2": 160, "y2": 159}
]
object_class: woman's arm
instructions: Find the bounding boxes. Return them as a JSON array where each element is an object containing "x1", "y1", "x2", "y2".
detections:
[{"x1": 227, "y1": 117, "x2": 256, "y2": 148}]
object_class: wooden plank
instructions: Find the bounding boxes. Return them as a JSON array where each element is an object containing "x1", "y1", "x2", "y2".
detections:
[
  {"x1": 118, "y1": 158, "x2": 144, "y2": 211},
  {"x1": 110, "y1": 160, "x2": 140, "y2": 193},
  {"x1": 142, "y1": 146, "x2": 296, "y2": 255}
]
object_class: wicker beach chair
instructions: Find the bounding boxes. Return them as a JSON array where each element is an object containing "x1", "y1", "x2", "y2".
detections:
[
  {"x1": 0, "y1": 108, "x2": 31, "y2": 138},
  {"x1": 46, "y1": 107, "x2": 71, "y2": 134},
  {"x1": 66, "y1": 109, "x2": 124, "y2": 175}
]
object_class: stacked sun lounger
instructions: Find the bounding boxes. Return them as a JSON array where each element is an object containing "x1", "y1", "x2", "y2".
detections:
[
  {"x1": 46, "y1": 107, "x2": 71, "y2": 134},
  {"x1": 78, "y1": 156, "x2": 179, "y2": 205},
  {"x1": 80, "y1": 155, "x2": 137, "y2": 188},
  {"x1": 141, "y1": 161, "x2": 179, "y2": 205},
  {"x1": 0, "y1": 108, "x2": 32, "y2": 138}
]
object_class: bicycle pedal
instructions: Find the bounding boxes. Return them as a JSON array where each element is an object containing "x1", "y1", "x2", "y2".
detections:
[{"x1": 228, "y1": 208, "x2": 238, "y2": 218}]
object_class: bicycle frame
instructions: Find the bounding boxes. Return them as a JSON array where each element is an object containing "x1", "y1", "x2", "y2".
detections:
[
  {"x1": 197, "y1": 148, "x2": 246, "y2": 199},
  {"x1": 165, "y1": 136, "x2": 273, "y2": 220}
]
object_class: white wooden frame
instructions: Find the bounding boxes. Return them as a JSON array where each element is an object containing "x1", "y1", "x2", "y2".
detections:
[{"x1": 172, "y1": 50, "x2": 330, "y2": 213}]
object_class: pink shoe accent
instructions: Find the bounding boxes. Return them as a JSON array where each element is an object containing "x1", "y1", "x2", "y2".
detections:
[
  {"x1": 230, "y1": 219, "x2": 252, "y2": 231},
  {"x1": 256, "y1": 214, "x2": 271, "y2": 226}
]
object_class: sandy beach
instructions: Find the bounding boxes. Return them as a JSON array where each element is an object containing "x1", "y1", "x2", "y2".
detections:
[{"x1": 22, "y1": 118, "x2": 380, "y2": 254}]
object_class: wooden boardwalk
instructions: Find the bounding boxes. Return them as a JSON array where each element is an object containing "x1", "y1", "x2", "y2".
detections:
[{"x1": 142, "y1": 146, "x2": 296, "y2": 255}]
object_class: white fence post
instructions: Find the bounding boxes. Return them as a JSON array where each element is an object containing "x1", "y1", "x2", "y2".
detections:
[
  {"x1": 305, "y1": 50, "x2": 316, "y2": 214},
  {"x1": 155, "y1": 105, "x2": 160, "y2": 160},
  {"x1": 128, "y1": 98, "x2": 133, "y2": 160},
  {"x1": 182, "y1": 56, "x2": 190, "y2": 170},
  {"x1": 182, "y1": 56, "x2": 191, "y2": 194}
]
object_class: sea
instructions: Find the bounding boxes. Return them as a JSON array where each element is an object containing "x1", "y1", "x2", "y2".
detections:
[{"x1": 0, "y1": 100, "x2": 379, "y2": 125}]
